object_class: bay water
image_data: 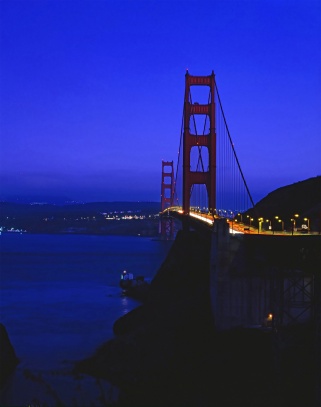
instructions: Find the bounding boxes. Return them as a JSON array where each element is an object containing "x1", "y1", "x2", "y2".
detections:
[{"x1": 0, "y1": 233, "x2": 173, "y2": 406}]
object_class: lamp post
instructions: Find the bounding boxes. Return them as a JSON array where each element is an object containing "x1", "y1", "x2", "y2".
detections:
[
  {"x1": 292, "y1": 213, "x2": 299, "y2": 235},
  {"x1": 303, "y1": 217, "x2": 310, "y2": 233},
  {"x1": 246, "y1": 215, "x2": 253, "y2": 232},
  {"x1": 274, "y1": 216, "x2": 279, "y2": 235},
  {"x1": 266, "y1": 219, "x2": 272, "y2": 232},
  {"x1": 278, "y1": 219, "x2": 284, "y2": 233},
  {"x1": 258, "y1": 217, "x2": 263, "y2": 234}
]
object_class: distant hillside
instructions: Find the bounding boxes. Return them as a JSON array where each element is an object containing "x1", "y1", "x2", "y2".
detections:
[
  {"x1": 246, "y1": 176, "x2": 321, "y2": 231},
  {"x1": 0, "y1": 201, "x2": 161, "y2": 236},
  {"x1": 0, "y1": 201, "x2": 160, "y2": 217}
]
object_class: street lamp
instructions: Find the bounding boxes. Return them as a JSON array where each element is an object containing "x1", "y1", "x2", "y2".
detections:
[
  {"x1": 266, "y1": 219, "x2": 272, "y2": 232},
  {"x1": 245, "y1": 215, "x2": 254, "y2": 232},
  {"x1": 303, "y1": 217, "x2": 310, "y2": 232},
  {"x1": 274, "y1": 216, "x2": 279, "y2": 235},
  {"x1": 258, "y1": 217, "x2": 263, "y2": 234},
  {"x1": 291, "y1": 218, "x2": 294, "y2": 235},
  {"x1": 290, "y1": 214, "x2": 299, "y2": 235},
  {"x1": 292, "y1": 213, "x2": 299, "y2": 235},
  {"x1": 278, "y1": 219, "x2": 284, "y2": 233}
]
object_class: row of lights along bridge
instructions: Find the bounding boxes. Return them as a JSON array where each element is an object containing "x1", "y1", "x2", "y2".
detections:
[
  {"x1": 190, "y1": 208, "x2": 311, "y2": 234},
  {"x1": 233, "y1": 212, "x2": 310, "y2": 234}
]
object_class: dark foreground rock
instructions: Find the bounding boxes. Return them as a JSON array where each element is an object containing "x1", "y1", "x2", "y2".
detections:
[
  {"x1": 75, "y1": 230, "x2": 215, "y2": 406},
  {"x1": 0, "y1": 324, "x2": 19, "y2": 389},
  {"x1": 74, "y1": 230, "x2": 319, "y2": 407}
]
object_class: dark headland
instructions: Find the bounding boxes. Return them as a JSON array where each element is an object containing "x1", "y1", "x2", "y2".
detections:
[{"x1": 246, "y1": 175, "x2": 321, "y2": 230}]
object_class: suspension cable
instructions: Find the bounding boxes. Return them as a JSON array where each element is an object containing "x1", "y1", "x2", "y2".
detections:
[
  {"x1": 174, "y1": 99, "x2": 185, "y2": 206},
  {"x1": 215, "y1": 84, "x2": 256, "y2": 209}
]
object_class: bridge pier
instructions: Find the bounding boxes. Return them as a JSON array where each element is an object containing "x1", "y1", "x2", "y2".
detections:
[{"x1": 210, "y1": 218, "x2": 231, "y2": 330}]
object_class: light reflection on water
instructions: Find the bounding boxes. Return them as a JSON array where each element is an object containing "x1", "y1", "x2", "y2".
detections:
[{"x1": 121, "y1": 294, "x2": 131, "y2": 315}]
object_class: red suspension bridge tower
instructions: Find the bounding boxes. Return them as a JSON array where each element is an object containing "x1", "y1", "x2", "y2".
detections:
[
  {"x1": 160, "y1": 160, "x2": 175, "y2": 239},
  {"x1": 183, "y1": 71, "x2": 216, "y2": 214}
]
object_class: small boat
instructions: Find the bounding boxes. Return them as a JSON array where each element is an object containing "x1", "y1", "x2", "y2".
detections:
[{"x1": 120, "y1": 270, "x2": 149, "y2": 300}]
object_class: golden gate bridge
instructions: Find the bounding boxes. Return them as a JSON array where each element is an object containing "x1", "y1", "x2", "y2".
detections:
[
  {"x1": 160, "y1": 70, "x2": 256, "y2": 239},
  {"x1": 160, "y1": 71, "x2": 314, "y2": 239},
  {"x1": 159, "y1": 72, "x2": 319, "y2": 406},
  {"x1": 159, "y1": 70, "x2": 319, "y2": 331}
]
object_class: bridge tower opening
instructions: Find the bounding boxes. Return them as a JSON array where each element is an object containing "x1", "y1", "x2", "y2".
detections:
[
  {"x1": 183, "y1": 71, "x2": 216, "y2": 214},
  {"x1": 160, "y1": 160, "x2": 175, "y2": 239}
]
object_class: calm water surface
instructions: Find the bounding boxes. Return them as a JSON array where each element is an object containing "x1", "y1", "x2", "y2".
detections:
[{"x1": 0, "y1": 233, "x2": 173, "y2": 406}]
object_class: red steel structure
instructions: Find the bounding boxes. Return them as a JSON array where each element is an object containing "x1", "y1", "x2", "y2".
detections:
[
  {"x1": 183, "y1": 71, "x2": 216, "y2": 214},
  {"x1": 160, "y1": 160, "x2": 175, "y2": 239}
]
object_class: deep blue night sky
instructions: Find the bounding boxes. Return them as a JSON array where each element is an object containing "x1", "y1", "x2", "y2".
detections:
[{"x1": 1, "y1": 0, "x2": 320, "y2": 203}]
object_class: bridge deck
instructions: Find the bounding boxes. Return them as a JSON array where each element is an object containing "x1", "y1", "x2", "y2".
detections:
[{"x1": 162, "y1": 207, "x2": 318, "y2": 236}]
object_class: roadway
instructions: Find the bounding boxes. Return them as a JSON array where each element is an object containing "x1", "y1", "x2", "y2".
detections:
[{"x1": 162, "y1": 207, "x2": 317, "y2": 236}]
